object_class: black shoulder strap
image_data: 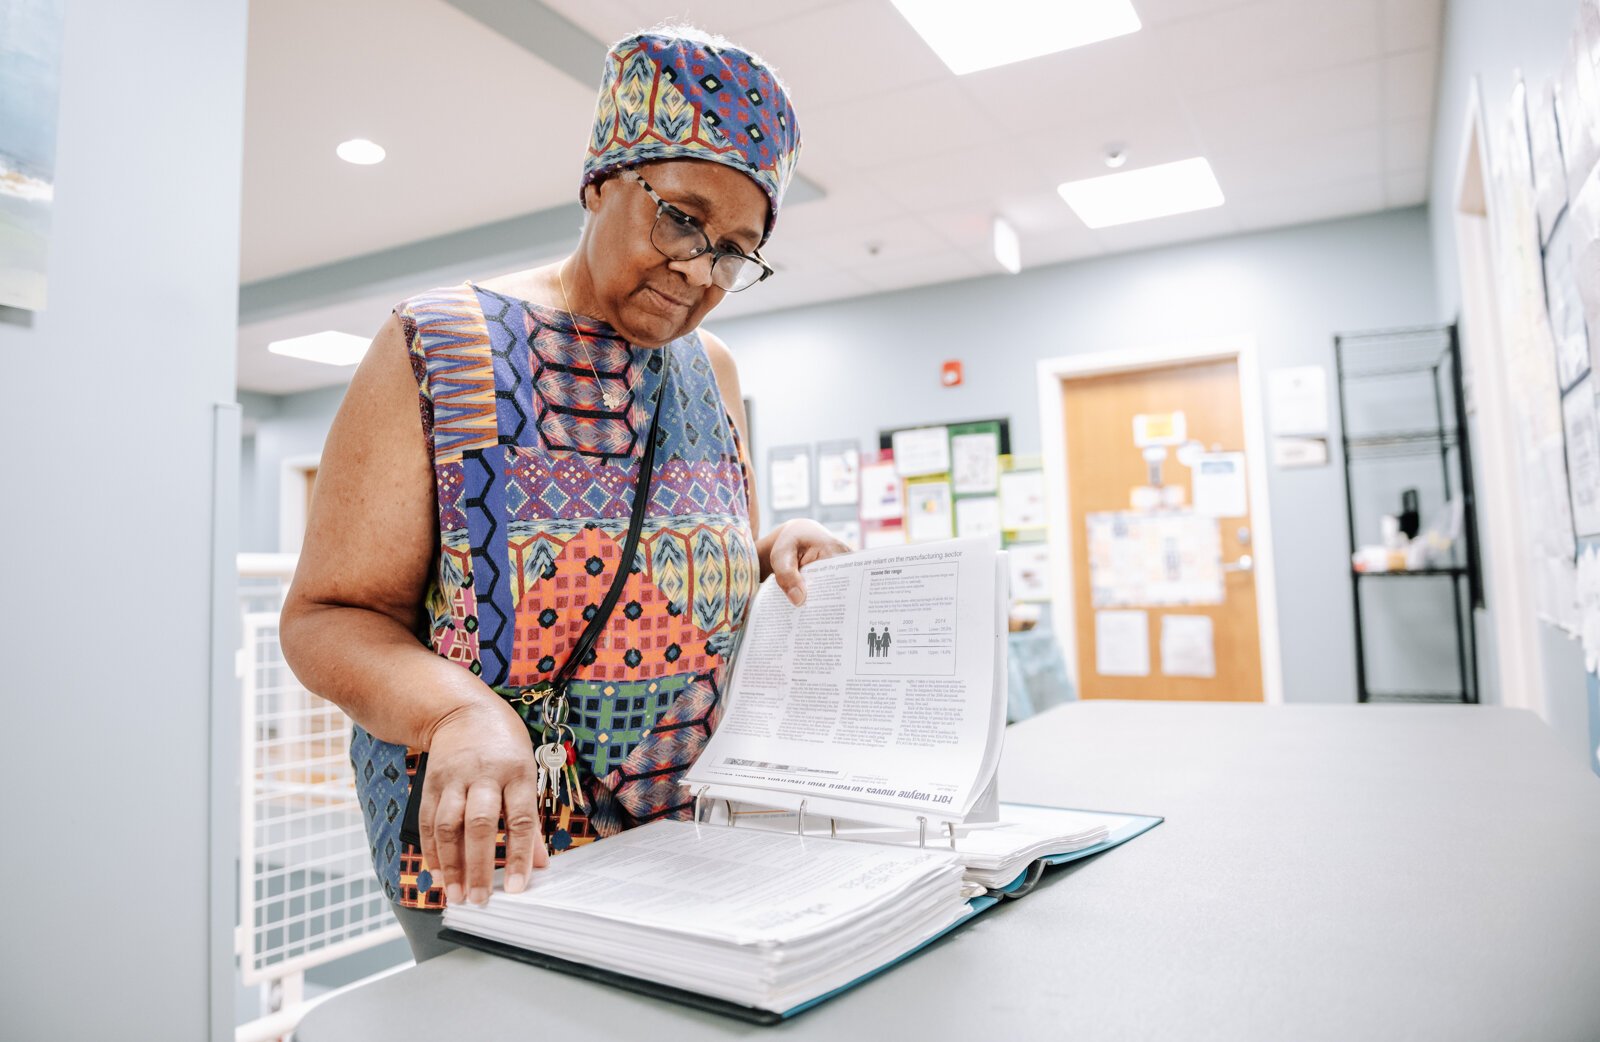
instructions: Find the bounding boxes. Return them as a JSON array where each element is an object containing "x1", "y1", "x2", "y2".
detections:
[{"x1": 552, "y1": 359, "x2": 671, "y2": 689}]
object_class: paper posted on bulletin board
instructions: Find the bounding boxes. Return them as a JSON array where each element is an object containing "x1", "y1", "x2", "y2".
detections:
[
  {"x1": 1086, "y1": 511, "x2": 1223, "y2": 607},
  {"x1": 1581, "y1": 537, "x2": 1600, "y2": 778}
]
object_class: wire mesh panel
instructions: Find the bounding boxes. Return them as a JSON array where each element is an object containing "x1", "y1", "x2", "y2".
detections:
[{"x1": 239, "y1": 611, "x2": 400, "y2": 984}]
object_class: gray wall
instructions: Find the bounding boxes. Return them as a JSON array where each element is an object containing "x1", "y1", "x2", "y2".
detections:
[
  {"x1": 715, "y1": 208, "x2": 1439, "y2": 704},
  {"x1": 0, "y1": 0, "x2": 248, "y2": 1039},
  {"x1": 243, "y1": 384, "x2": 346, "y2": 551},
  {"x1": 251, "y1": 208, "x2": 1441, "y2": 703},
  {"x1": 1429, "y1": 0, "x2": 1593, "y2": 762}
]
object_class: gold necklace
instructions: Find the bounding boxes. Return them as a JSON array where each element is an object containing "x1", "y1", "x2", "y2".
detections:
[{"x1": 557, "y1": 261, "x2": 633, "y2": 411}]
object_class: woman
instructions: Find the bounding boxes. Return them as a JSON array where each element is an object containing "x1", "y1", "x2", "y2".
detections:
[{"x1": 280, "y1": 25, "x2": 846, "y2": 961}]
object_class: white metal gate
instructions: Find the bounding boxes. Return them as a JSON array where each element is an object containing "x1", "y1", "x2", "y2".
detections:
[{"x1": 237, "y1": 610, "x2": 400, "y2": 987}]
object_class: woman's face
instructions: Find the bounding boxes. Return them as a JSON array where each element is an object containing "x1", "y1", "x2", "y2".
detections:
[{"x1": 579, "y1": 159, "x2": 769, "y2": 347}]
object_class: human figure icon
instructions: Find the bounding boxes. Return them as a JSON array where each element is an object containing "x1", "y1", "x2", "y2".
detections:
[
  {"x1": 879, "y1": 625, "x2": 892, "y2": 657},
  {"x1": 867, "y1": 626, "x2": 879, "y2": 658}
]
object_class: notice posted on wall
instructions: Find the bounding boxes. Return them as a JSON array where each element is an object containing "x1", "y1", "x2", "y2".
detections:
[
  {"x1": 1094, "y1": 610, "x2": 1150, "y2": 677},
  {"x1": 768, "y1": 448, "x2": 812, "y2": 511},
  {"x1": 1087, "y1": 510, "x2": 1223, "y2": 607},
  {"x1": 1160, "y1": 614, "x2": 1216, "y2": 678},
  {"x1": 860, "y1": 460, "x2": 905, "y2": 521},
  {"x1": 687, "y1": 537, "x2": 1005, "y2": 826},
  {"x1": 817, "y1": 444, "x2": 861, "y2": 507}
]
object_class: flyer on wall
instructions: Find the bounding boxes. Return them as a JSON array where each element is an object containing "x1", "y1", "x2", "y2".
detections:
[
  {"x1": 816, "y1": 443, "x2": 861, "y2": 507},
  {"x1": 768, "y1": 448, "x2": 812, "y2": 512},
  {"x1": 906, "y1": 481, "x2": 955, "y2": 543},
  {"x1": 890, "y1": 426, "x2": 951, "y2": 478},
  {"x1": 950, "y1": 431, "x2": 1000, "y2": 494},
  {"x1": 860, "y1": 459, "x2": 905, "y2": 521}
]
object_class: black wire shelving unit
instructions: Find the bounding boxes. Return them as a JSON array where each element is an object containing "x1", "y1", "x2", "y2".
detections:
[{"x1": 1334, "y1": 324, "x2": 1482, "y2": 704}]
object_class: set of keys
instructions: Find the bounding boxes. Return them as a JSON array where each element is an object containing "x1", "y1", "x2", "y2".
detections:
[
  {"x1": 535, "y1": 690, "x2": 585, "y2": 822},
  {"x1": 535, "y1": 739, "x2": 573, "y2": 815}
]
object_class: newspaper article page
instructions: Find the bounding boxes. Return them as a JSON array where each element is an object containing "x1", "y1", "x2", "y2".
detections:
[{"x1": 686, "y1": 537, "x2": 1001, "y2": 822}]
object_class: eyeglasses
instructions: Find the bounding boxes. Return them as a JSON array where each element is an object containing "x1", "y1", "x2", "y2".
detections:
[{"x1": 619, "y1": 169, "x2": 774, "y2": 293}]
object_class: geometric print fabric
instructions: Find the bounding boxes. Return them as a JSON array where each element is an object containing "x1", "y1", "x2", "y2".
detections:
[
  {"x1": 581, "y1": 33, "x2": 802, "y2": 244},
  {"x1": 351, "y1": 282, "x2": 759, "y2": 909}
]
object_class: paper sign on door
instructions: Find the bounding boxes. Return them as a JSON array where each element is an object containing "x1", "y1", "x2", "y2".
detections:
[{"x1": 1133, "y1": 411, "x2": 1187, "y2": 448}]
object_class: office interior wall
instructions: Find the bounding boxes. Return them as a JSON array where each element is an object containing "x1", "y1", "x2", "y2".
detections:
[
  {"x1": 238, "y1": 391, "x2": 278, "y2": 553},
  {"x1": 1429, "y1": 0, "x2": 1593, "y2": 762},
  {"x1": 246, "y1": 208, "x2": 1439, "y2": 703},
  {"x1": 714, "y1": 208, "x2": 1439, "y2": 705},
  {"x1": 0, "y1": 0, "x2": 250, "y2": 1038},
  {"x1": 246, "y1": 383, "x2": 345, "y2": 551}
]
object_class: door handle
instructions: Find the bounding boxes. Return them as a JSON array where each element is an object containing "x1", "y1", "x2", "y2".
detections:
[{"x1": 1223, "y1": 554, "x2": 1254, "y2": 573}]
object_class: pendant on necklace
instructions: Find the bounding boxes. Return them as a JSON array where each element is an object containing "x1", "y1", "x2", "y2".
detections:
[{"x1": 602, "y1": 389, "x2": 625, "y2": 410}]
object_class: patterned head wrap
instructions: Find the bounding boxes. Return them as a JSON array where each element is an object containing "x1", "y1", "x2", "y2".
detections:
[{"x1": 581, "y1": 29, "x2": 801, "y2": 245}]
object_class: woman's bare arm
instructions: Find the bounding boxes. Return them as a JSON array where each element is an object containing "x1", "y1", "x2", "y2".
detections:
[
  {"x1": 279, "y1": 312, "x2": 499, "y2": 746},
  {"x1": 279, "y1": 312, "x2": 546, "y2": 904}
]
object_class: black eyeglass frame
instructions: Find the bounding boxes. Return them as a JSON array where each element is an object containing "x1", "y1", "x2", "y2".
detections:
[{"x1": 618, "y1": 169, "x2": 775, "y2": 292}]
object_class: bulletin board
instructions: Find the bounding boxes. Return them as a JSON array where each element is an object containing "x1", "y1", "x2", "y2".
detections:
[
  {"x1": 878, "y1": 419, "x2": 1011, "y2": 547},
  {"x1": 871, "y1": 419, "x2": 1055, "y2": 601}
]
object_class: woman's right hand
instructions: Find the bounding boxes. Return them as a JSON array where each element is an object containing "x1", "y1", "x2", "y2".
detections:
[{"x1": 417, "y1": 698, "x2": 549, "y2": 906}]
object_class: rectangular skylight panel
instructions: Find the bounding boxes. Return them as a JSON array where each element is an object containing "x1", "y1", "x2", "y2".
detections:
[
  {"x1": 890, "y1": 0, "x2": 1142, "y2": 75},
  {"x1": 1057, "y1": 158, "x2": 1226, "y2": 229},
  {"x1": 267, "y1": 330, "x2": 371, "y2": 367}
]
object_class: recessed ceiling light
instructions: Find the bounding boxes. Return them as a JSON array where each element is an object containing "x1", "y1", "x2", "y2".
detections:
[
  {"x1": 1057, "y1": 158, "x2": 1225, "y2": 229},
  {"x1": 889, "y1": 0, "x2": 1141, "y2": 75},
  {"x1": 268, "y1": 331, "x2": 371, "y2": 366},
  {"x1": 992, "y1": 216, "x2": 1021, "y2": 274},
  {"x1": 336, "y1": 138, "x2": 386, "y2": 165}
]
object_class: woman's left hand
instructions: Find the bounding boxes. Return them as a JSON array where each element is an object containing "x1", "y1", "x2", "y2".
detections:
[{"x1": 764, "y1": 519, "x2": 852, "y2": 606}]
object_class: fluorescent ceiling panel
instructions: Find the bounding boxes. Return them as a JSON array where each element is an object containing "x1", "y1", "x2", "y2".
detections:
[
  {"x1": 1057, "y1": 158, "x2": 1225, "y2": 229},
  {"x1": 890, "y1": 0, "x2": 1141, "y2": 75},
  {"x1": 268, "y1": 330, "x2": 372, "y2": 366}
]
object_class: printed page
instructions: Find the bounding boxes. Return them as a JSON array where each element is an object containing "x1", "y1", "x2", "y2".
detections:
[
  {"x1": 685, "y1": 536, "x2": 1002, "y2": 825},
  {"x1": 454, "y1": 819, "x2": 962, "y2": 948}
]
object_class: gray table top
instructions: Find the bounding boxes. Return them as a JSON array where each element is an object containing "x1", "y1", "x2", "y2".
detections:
[{"x1": 296, "y1": 701, "x2": 1600, "y2": 1042}]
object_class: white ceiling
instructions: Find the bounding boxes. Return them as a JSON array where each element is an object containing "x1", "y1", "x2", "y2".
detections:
[
  {"x1": 240, "y1": 0, "x2": 594, "y2": 284},
  {"x1": 237, "y1": 0, "x2": 1443, "y2": 394}
]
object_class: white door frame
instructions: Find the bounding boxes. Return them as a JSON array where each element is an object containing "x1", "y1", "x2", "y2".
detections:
[
  {"x1": 277, "y1": 453, "x2": 321, "y2": 554},
  {"x1": 1035, "y1": 335, "x2": 1285, "y2": 704},
  {"x1": 1450, "y1": 77, "x2": 1547, "y2": 714}
]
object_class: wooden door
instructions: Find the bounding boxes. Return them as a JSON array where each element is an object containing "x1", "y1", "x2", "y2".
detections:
[{"x1": 1061, "y1": 359, "x2": 1263, "y2": 700}]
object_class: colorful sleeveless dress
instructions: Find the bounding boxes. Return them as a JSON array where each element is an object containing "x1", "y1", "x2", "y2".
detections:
[{"x1": 350, "y1": 282, "x2": 760, "y2": 909}]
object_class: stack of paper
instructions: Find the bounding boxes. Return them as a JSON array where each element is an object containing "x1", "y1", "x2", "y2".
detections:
[
  {"x1": 944, "y1": 805, "x2": 1114, "y2": 888},
  {"x1": 729, "y1": 803, "x2": 1119, "y2": 890},
  {"x1": 442, "y1": 819, "x2": 967, "y2": 1016}
]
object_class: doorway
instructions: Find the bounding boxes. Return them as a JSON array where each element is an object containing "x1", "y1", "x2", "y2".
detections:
[{"x1": 1037, "y1": 339, "x2": 1284, "y2": 702}]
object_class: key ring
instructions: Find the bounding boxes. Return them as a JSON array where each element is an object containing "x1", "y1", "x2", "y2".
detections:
[{"x1": 540, "y1": 691, "x2": 571, "y2": 731}]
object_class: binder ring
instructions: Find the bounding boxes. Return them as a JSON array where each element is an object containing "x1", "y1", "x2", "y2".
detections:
[
  {"x1": 693, "y1": 785, "x2": 710, "y2": 823},
  {"x1": 797, "y1": 800, "x2": 808, "y2": 836},
  {"x1": 917, "y1": 816, "x2": 927, "y2": 849}
]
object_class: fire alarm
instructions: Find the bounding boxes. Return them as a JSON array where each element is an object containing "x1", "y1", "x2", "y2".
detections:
[{"x1": 941, "y1": 360, "x2": 963, "y2": 387}]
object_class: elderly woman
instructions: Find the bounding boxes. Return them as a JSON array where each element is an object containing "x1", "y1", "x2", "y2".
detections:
[{"x1": 280, "y1": 26, "x2": 845, "y2": 962}]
